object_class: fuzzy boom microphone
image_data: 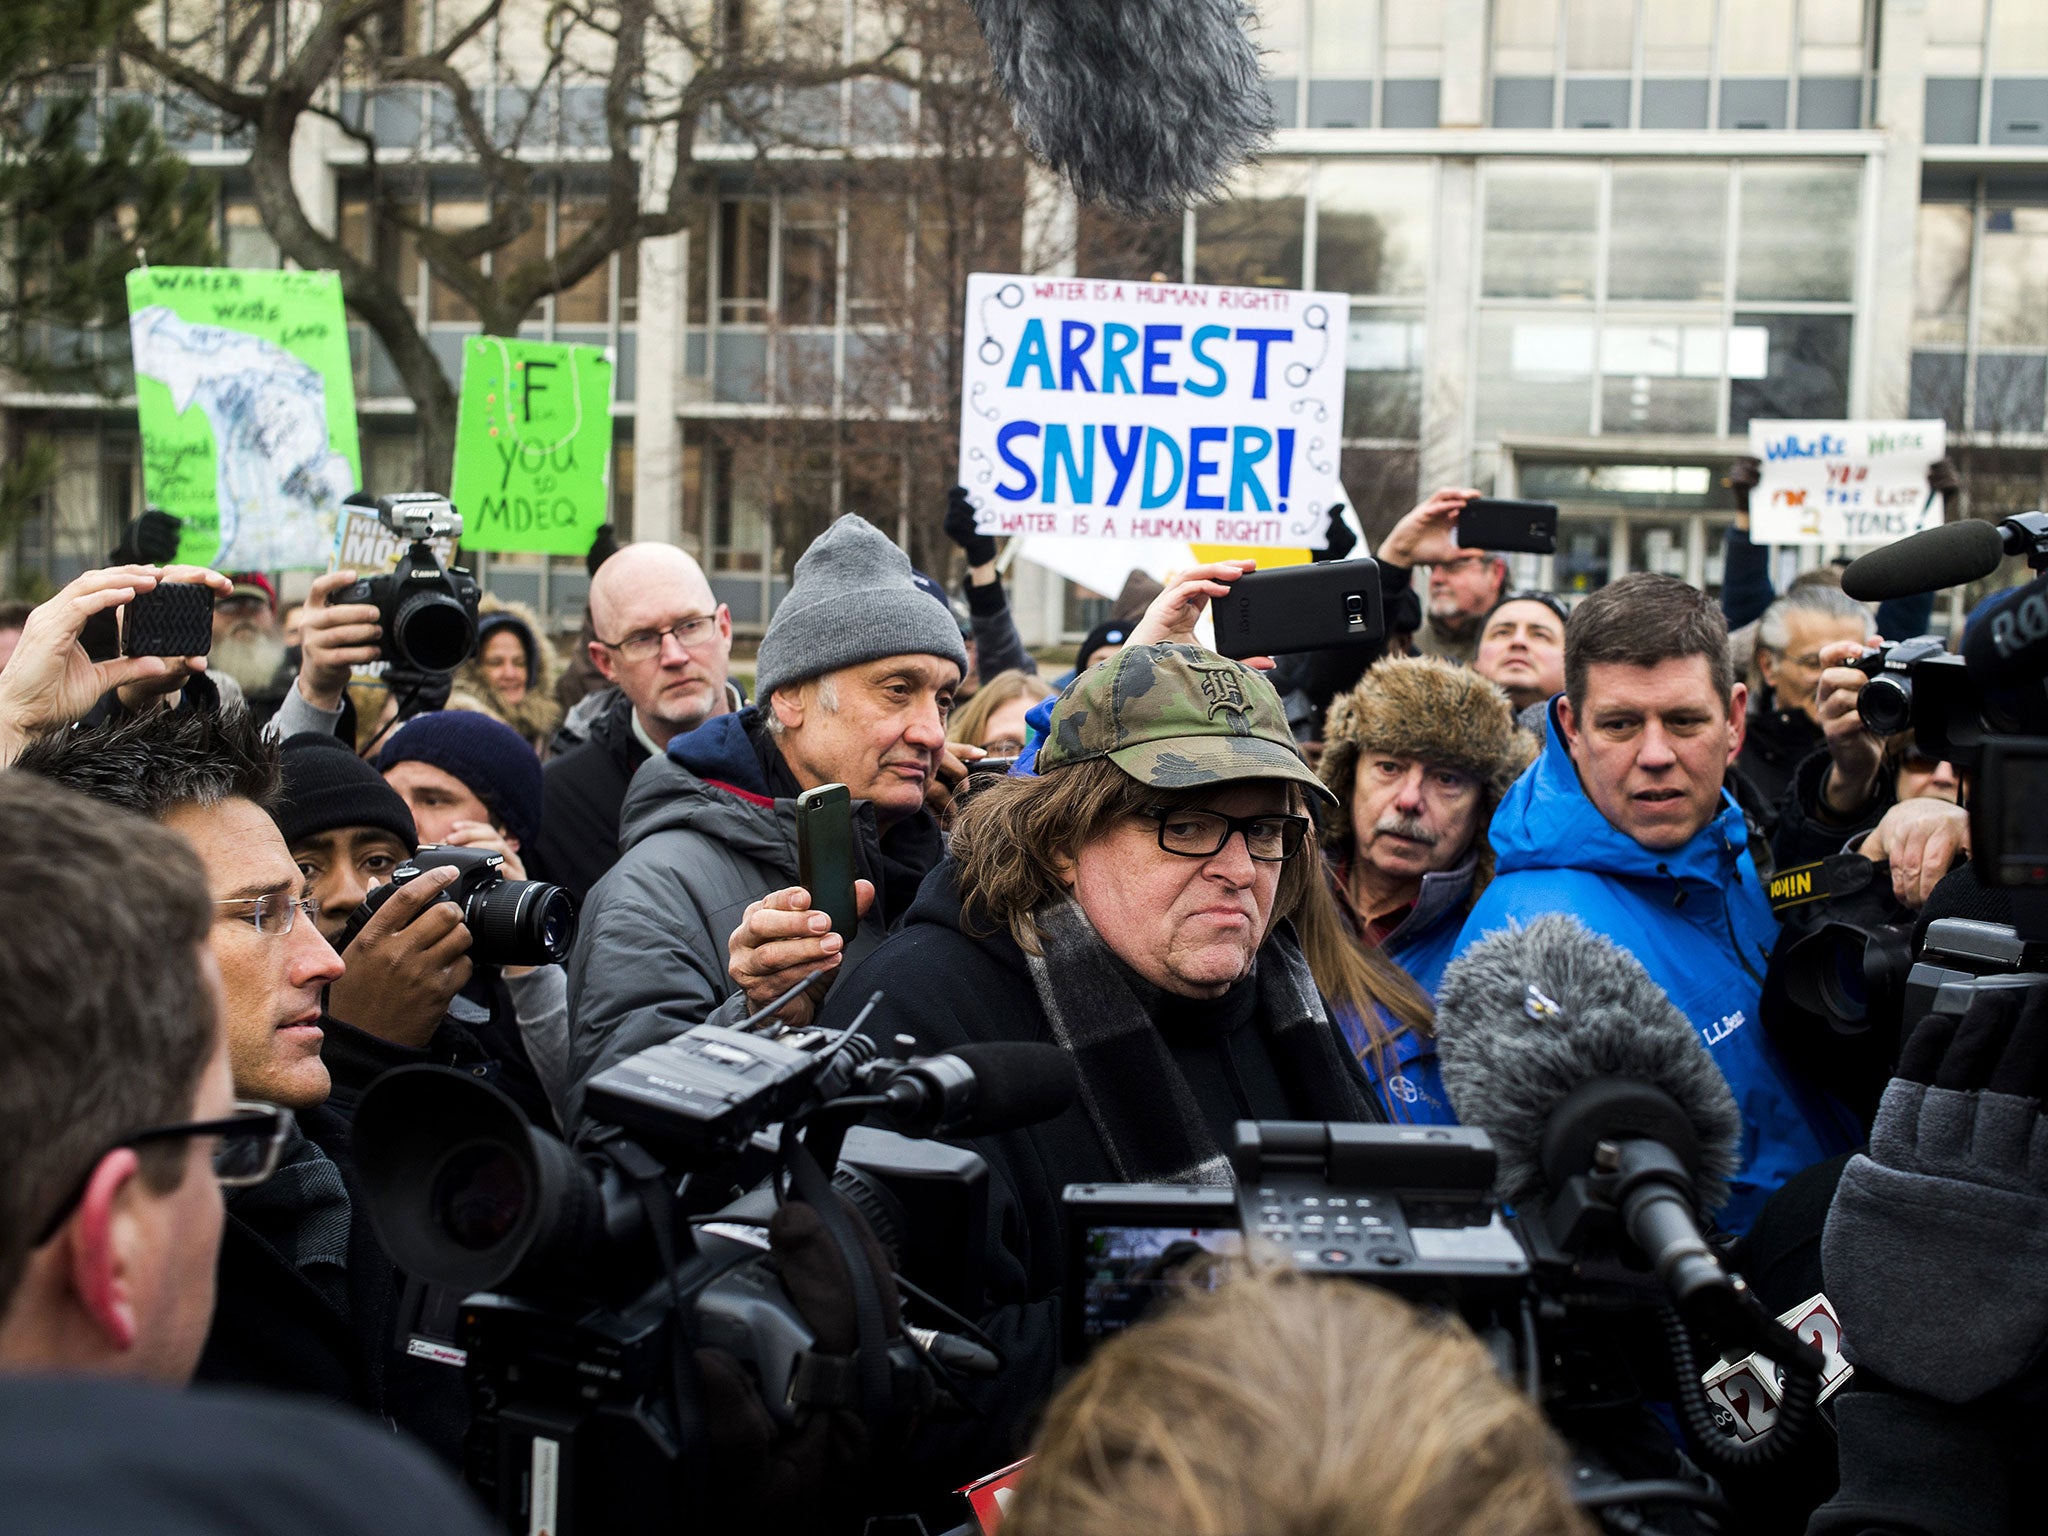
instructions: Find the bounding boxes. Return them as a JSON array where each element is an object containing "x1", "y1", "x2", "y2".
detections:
[
  {"x1": 964, "y1": 0, "x2": 1274, "y2": 216},
  {"x1": 1435, "y1": 916, "x2": 1744, "y2": 1305}
]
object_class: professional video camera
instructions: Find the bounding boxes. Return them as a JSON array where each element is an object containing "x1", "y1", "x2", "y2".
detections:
[
  {"x1": 336, "y1": 845, "x2": 577, "y2": 969},
  {"x1": 337, "y1": 492, "x2": 483, "y2": 674},
  {"x1": 1066, "y1": 1117, "x2": 1828, "y2": 1535},
  {"x1": 353, "y1": 988, "x2": 1076, "y2": 1536}
]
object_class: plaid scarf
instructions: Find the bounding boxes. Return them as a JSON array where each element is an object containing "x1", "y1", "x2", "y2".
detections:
[
  {"x1": 1024, "y1": 897, "x2": 1370, "y2": 1184},
  {"x1": 228, "y1": 1132, "x2": 351, "y2": 1314}
]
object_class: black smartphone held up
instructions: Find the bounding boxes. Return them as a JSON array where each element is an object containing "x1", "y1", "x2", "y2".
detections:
[
  {"x1": 121, "y1": 580, "x2": 216, "y2": 658},
  {"x1": 1456, "y1": 497, "x2": 1559, "y2": 555},
  {"x1": 795, "y1": 783, "x2": 860, "y2": 943},
  {"x1": 1214, "y1": 559, "x2": 1385, "y2": 659},
  {"x1": 967, "y1": 755, "x2": 1018, "y2": 778}
]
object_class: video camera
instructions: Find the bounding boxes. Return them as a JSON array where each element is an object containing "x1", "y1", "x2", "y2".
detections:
[
  {"x1": 1066, "y1": 1121, "x2": 1828, "y2": 1534},
  {"x1": 353, "y1": 990, "x2": 1073, "y2": 1536},
  {"x1": 338, "y1": 492, "x2": 482, "y2": 674}
]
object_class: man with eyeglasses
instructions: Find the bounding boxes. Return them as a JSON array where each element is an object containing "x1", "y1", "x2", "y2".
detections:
[
  {"x1": 1730, "y1": 584, "x2": 1877, "y2": 833},
  {"x1": 565, "y1": 514, "x2": 967, "y2": 1129},
  {"x1": 538, "y1": 540, "x2": 741, "y2": 904},
  {"x1": 0, "y1": 773, "x2": 497, "y2": 1536},
  {"x1": 810, "y1": 644, "x2": 1373, "y2": 1452},
  {"x1": 1375, "y1": 488, "x2": 1508, "y2": 667},
  {"x1": 11, "y1": 705, "x2": 471, "y2": 1462}
]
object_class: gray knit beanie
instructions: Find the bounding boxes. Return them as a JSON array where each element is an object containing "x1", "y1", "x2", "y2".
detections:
[{"x1": 754, "y1": 515, "x2": 969, "y2": 699}]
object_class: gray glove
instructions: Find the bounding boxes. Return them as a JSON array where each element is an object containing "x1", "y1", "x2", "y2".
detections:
[{"x1": 1822, "y1": 987, "x2": 2048, "y2": 1404}]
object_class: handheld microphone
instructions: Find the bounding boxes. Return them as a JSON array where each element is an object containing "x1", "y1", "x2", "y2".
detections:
[
  {"x1": 1435, "y1": 916, "x2": 1743, "y2": 1308},
  {"x1": 1841, "y1": 519, "x2": 2004, "y2": 601},
  {"x1": 876, "y1": 1041, "x2": 1080, "y2": 1138},
  {"x1": 964, "y1": 0, "x2": 1272, "y2": 216}
]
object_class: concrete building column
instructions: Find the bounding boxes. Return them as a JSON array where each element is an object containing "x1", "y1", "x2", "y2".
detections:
[
  {"x1": 1421, "y1": 158, "x2": 1479, "y2": 492},
  {"x1": 288, "y1": 112, "x2": 339, "y2": 243},
  {"x1": 1437, "y1": 0, "x2": 1488, "y2": 130},
  {"x1": 1866, "y1": 0, "x2": 1929, "y2": 422},
  {"x1": 633, "y1": 222, "x2": 687, "y2": 549}
]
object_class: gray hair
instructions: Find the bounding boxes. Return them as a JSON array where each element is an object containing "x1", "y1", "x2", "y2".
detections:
[
  {"x1": 1757, "y1": 586, "x2": 1874, "y2": 654},
  {"x1": 761, "y1": 674, "x2": 839, "y2": 736}
]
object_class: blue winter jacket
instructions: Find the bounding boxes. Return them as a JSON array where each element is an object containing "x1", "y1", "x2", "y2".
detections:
[
  {"x1": 1330, "y1": 857, "x2": 1477, "y2": 1125},
  {"x1": 1450, "y1": 706, "x2": 1859, "y2": 1233}
]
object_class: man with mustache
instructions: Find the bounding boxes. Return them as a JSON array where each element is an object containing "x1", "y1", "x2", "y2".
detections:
[
  {"x1": 564, "y1": 515, "x2": 968, "y2": 1127},
  {"x1": 1314, "y1": 657, "x2": 1533, "y2": 1121}
]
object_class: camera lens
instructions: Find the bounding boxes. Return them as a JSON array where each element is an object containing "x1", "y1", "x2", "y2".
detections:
[
  {"x1": 1859, "y1": 672, "x2": 1914, "y2": 736},
  {"x1": 392, "y1": 589, "x2": 479, "y2": 673},
  {"x1": 463, "y1": 879, "x2": 578, "y2": 968},
  {"x1": 432, "y1": 1141, "x2": 531, "y2": 1251}
]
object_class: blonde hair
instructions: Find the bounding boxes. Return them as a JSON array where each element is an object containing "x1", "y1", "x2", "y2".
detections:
[
  {"x1": 949, "y1": 667, "x2": 1055, "y2": 750},
  {"x1": 1004, "y1": 1269, "x2": 1590, "y2": 1536}
]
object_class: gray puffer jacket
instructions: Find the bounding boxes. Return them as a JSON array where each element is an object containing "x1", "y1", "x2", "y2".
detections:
[{"x1": 562, "y1": 709, "x2": 894, "y2": 1132}]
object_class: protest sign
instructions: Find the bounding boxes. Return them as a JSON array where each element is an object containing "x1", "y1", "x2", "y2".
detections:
[
  {"x1": 332, "y1": 502, "x2": 458, "y2": 575},
  {"x1": 127, "y1": 267, "x2": 361, "y2": 570},
  {"x1": 450, "y1": 337, "x2": 613, "y2": 556},
  {"x1": 1749, "y1": 420, "x2": 1945, "y2": 546},
  {"x1": 958, "y1": 273, "x2": 1350, "y2": 548}
]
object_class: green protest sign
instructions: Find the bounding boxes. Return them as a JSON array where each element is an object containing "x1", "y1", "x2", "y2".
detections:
[
  {"x1": 450, "y1": 337, "x2": 613, "y2": 555},
  {"x1": 126, "y1": 267, "x2": 361, "y2": 570}
]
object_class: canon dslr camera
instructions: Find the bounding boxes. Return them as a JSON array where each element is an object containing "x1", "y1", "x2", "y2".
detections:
[
  {"x1": 338, "y1": 492, "x2": 482, "y2": 673},
  {"x1": 339, "y1": 845, "x2": 576, "y2": 968}
]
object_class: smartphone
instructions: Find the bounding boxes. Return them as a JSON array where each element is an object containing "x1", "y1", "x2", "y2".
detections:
[
  {"x1": 795, "y1": 784, "x2": 859, "y2": 943},
  {"x1": 1214, "y1": 560, "x2": 1385, "y2": 659},
  {"x1": 121, "y1": 581, "x2": 216, "y2": 658},
  {"x1": 968, "y1": 755, "x2": 1018, "y2": 778},
  {"x1": 1456, "y1": 497, "x2": 1559, "y2": 555}
]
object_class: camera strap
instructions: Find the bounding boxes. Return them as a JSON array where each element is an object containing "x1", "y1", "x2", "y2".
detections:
[{"x1": 1768, "y1": 854, "x2": 1877, "y2": 916}]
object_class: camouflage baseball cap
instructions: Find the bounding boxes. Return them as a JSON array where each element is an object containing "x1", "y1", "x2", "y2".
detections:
[{"x1": 1038, "y1": 643, "x2": 1336, "y2": 804}]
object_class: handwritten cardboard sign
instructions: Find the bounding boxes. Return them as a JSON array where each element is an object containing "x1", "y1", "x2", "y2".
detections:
[
  {"x1": 450, "y1": 337, "x2": 613, "y2": 556},
  {"x1": 126, "y1": 267, "x2": 361, "y2": 570},
  {"x1": 1749, "y1": 420, "x2": 1945, "y2": 546},
  {"x1": 958, "y1": 273, "x2": 1350, "y2": 548}
]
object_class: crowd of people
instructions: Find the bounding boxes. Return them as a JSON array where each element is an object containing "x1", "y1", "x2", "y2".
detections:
[{"x1": 0, "y1": 463, "x2": 2035, "y2": 1536}]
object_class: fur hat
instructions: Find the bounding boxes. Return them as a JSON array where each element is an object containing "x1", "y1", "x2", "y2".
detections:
[
  {"x1": 452, "y1": 595, "x2": 564, "y2": 756},
  {"x1": 1317, "y1": 657, "x2": 1536, "y2": 895}
]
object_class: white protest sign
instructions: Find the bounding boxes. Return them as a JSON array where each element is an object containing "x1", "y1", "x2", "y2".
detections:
[
  {"x1": 959, "y1": 273, "x2": 1350, "y2": 548},
  {"x1": 1750, "y1": 420, "x2": 1945, "y2": 546}
]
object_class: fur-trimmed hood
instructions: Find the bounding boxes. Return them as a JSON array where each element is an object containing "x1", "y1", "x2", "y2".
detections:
[
  {"x1": 452, "y1": 595, "x2": 564, "y2": 753},
  {"x1": 1316, "y1": 656, "x2": 1536, "y2": 897}
]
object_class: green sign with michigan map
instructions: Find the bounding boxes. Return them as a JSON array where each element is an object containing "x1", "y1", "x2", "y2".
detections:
[
  {"x1": 450, "y1": 336, "x2": 613, "y2": 556},
  {"x1": 126, "y1": 267, "x2": 362, "y2": 570}
]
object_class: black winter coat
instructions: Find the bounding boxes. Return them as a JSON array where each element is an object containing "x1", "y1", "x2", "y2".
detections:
[
  {"x1": 194, "y1": 1102, "x2": 471, "y2": 1466},
  {"x1": 1732, "y1": 689, "x2": 1824, "y2": 835},
  {"x1": 815, "y1": 860, "x2": 1370, "y2": 1482},
  {"x1": 537, "y1": 688, "x2": 649, "y2": 906}
]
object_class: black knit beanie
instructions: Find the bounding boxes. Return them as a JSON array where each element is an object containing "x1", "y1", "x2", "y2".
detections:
[{"x1": 275, "y1": 733, "x2": 418, "y2": 851}]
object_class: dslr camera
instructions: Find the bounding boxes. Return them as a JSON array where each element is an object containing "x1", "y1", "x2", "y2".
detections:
[
  {"x1": 338, "y1": 845, "x2": 577, "y2": 969},
  {"x1": 338, "y1": 492, "x2": 482, "y2": 674}
]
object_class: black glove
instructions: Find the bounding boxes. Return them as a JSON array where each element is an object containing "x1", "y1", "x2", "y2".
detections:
[
  {"x1": 127, "y1": 508, "x2": 184, "y2": 565},
  {"x1": 1311, "y1": 504, "x2": 1356, "y2": 563},
  {"x1": 943, "y1": 485, "x2": 998, "y2": 568},
  {"x1": 694, "y1": 1195, "x2": 907, "y2": 1535},
  {"x1": 586, "y1": 522, "x2": 620, "y2": 577},
  {"x1": 1822, "y1": 987, "x2": 2048, "y2": 1404}
]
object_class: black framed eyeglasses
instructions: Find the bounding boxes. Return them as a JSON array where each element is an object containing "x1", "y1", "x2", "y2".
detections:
[
  {"x1": 1138, "y1": 808, "x2": 1311, "y2": 863},
  {"x1": 34, "y1": 1101, "x2": 295, "y2": 1246}
]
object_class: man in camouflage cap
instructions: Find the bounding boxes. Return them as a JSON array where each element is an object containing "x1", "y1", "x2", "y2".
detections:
[{"x1": 813, "y1": 645, "x2": 1373, "y2": 1434}]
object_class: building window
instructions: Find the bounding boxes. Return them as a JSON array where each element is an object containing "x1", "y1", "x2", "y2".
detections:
[
  {"x1": 1489, "y1": 0, "x2": 1872, "y2": 131},
  {"x1": 1910, "y1": 175, "x2": 2048, "y2": 436},
  {"x1": 1924, "y1": 1, "x2": 2048, "y2": 146},
  {"x1": 1474, "y1": 158, "x2": 1858, "y2": 443},
  {"x1": 1255, "y1": 0, "x2": 1444, "y2": 130}
]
